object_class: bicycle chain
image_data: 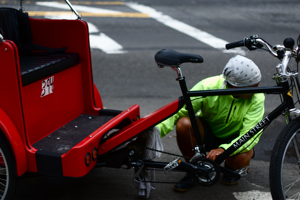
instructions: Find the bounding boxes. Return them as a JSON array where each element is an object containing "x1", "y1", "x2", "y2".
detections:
[{"x1": 143, "y1": 146, "x2": 192, "y2": 160}]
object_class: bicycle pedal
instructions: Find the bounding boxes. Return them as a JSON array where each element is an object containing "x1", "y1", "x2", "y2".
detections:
[
  {"x1": 237, "y1": 166, "x2": 250, "y2": 176},
  {"x1": 133, "y1": 160, "x2": 144, "y2": 182},
  {"x1": 163, "y1": 157, "x2": 182, "y2": 174}
]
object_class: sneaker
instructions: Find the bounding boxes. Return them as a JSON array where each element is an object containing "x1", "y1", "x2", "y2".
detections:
[
  {"x1": 173, "y1": 173, "x2": 196, "y2": 192},
  {"x1": 222, "y1": 173, "x2": 238, "y2": 185},
  {"x1": 222, "y1": 166, "x2": 250, "y2": 185}
]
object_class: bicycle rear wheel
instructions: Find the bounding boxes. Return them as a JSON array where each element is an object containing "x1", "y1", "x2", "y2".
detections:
[{"x1": 270, "y1": 117, "x2": 300, "y2": 200}]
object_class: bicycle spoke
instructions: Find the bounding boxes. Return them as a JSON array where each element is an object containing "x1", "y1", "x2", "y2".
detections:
[
  {"x1": 284, "y1": 157, "x2": 299, "y2": 172},
  {"x1": 0, "y1": 151, "x2": 7, "y2": 193},
  {"x1": 288, "y1": 192, "x2": 300, "y2": 200},
  {"x1": 0, "y1": 177, "x2": 7, "y2": 181},
  {"x1": 0, "y1": 142, "x2": 13, "y2": 200},
  {"x1": 0, "y1": 181, "x2": 6, "y2": 187},
  {"x1": 284, "y1": 177, "x2": 300, "y2": 193},
  {"x1": 0, "y1": 170, "x2": 7, "y2": 176}
]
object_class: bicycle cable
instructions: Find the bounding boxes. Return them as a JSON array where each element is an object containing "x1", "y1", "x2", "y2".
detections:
[{"x1": 143, "y1": 146, "x2": 191, "y2": 160}]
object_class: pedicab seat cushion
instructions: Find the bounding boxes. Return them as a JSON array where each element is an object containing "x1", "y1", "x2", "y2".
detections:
[
  {"x1": 19, "y1": 53, "x2": 80, "y2": 86},
  {"x1": 0, "y1": 8, "x2": 80, "y2": 86}
]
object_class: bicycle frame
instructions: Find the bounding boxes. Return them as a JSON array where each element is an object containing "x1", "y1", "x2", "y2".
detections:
[
  {"x1": 178, "y1": 72, "x2": 291, "y2": 163},
  {"x1": 123, "y1": 36, "x2": 300, "y2": 187},
  {"x1": 183, "y1": 78, "x2": 293, "y2": 165},
  {"x1": 140, "y1": 66, "x2": 297, "y2": 173}
]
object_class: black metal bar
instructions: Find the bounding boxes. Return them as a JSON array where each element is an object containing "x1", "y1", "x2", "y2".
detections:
[
  {"x1": 187, "y1": 86, "x2": 286, "y2": 97},
  {"x1": 143, "y1": 160, "x2": 190, "y2": 172},
  {"x1": 142, "y1": 160, "x2": 210, "y2": 174},
  {"x1": 178, "y1": 78, "x2": 206, "y2": 153},
  {"x1": 215, "y1": 101, "x2": 288, "y2": 164},
  {"x1": 220, "y1": 166, "x2": 240, "y2": 179},
  {"x1": 142, "y1": 160, "x2": 169, "y2": 169}
]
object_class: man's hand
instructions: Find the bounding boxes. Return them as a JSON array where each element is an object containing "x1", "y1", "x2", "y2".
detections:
[{"x1": 206, "y1": 148, "x2": 225, "y2": 161}]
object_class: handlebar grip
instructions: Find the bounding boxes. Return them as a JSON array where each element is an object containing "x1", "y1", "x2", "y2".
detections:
[{"x1": 225, "y1": 40, "x2": 244, "y2": 50}]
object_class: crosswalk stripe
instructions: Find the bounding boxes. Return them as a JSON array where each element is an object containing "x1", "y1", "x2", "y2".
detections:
[
  {"x1": 126, "y1": 2, "x2": 245, "y2": 55},
  {"x1": 1, "y1": 1, "x2": 124, "y2": 5},
  {"x1": 27, "y1": 11, "x2": 149, "y2": 18}
]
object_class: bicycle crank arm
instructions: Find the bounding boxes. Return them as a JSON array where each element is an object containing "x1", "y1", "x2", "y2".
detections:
[
  {"x1": 178, "y1": 161, "x2": 213, "y2": 175},
  {"x1": 219, "y1": 166, "x2": 241, "y2": 180},
  {"x1": 140, "y1": 160, "x2": 211, "y2": 175}
]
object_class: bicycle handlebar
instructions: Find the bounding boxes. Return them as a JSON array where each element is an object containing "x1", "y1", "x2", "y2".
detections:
[
  {"x1": 225, "y1": 40, "x2": 245, "y2": 50},
  {"x1": 226, "y1": 35, "x2": 283, "y2": 58},
  {"x1": 225, "y1": 35, "x2": 300, "y2": 79}
]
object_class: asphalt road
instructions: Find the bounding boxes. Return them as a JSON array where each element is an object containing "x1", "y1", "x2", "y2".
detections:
[{"x1": 2, "y1": 0, "x2": 300, "y2": 199}]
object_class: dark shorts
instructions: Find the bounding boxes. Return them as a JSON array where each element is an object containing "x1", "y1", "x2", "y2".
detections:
[
  {"x1": 198, "y1": 116, "x2": 255, "y2": 158},
  {"x1": 197, "y1": 116, "x2": 236, "y2": 152}
]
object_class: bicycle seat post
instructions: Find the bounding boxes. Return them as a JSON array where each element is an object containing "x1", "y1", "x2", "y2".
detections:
[{"x1": 171, "y1": 66, "x2": 184, "y2": 81}]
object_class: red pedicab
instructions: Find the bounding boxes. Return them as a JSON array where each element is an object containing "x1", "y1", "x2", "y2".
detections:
[{"x1": 0, "y1": 2, "x2": 193, "y2": 199}]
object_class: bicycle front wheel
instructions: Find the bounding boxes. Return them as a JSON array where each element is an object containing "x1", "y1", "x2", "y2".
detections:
[{"x1": 270, "y1": 117, "x2": 300, "y2": 200}]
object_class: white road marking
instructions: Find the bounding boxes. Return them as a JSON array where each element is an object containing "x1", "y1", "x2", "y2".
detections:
[
  {"x1": 36, "y1": 2, "x2": 121, "y2": 14},
  {"x1": 233, "y1": 190, "x2": 272, "y2": 200},
  {"x1": 90, "y1": 33, "x2": 127, "y2": 54},
  {"x1": 36, "y1": 1, "x2": 244, "y2": 55},
  {"x1": 41, "y1": 13, "x2": 98, "y2": 34},
  {"x1": 43, "y1": 12, "x2": 77, "y2": 19},
  {"x1": 87, "y1": 23, "x2": 99, "y2": 34},
  {"x1": 126, "y1": 2, "x2": 245, "y2": 55},
  {"x1": 36, "y1": 2, "x2": 127, "y2": 54}
]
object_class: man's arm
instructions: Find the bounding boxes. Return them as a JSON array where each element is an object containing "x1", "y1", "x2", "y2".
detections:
[{"x1": 219, "y1": 94, "x2": 265, "y2": 156}]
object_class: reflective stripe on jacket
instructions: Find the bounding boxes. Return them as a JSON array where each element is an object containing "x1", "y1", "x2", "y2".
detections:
[{"x1": 156, "y1": 75, "x2": 265, "y2": 156}]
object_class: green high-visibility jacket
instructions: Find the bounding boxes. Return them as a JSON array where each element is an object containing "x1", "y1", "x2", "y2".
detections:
[{"x1": 156, "y1": 75, "x2": 265, "y2": 156}]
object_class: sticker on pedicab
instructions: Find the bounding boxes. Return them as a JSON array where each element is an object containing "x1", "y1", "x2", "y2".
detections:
[{"x1": 41, "y1": 76, "x2": 54, "y2": 97}]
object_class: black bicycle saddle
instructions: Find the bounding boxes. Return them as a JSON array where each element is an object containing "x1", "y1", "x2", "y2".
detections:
[{"x1": 155, "y1": 49, "x2": 203, "y2": 67}]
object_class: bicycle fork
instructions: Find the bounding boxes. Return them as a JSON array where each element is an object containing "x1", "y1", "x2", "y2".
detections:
[{"x1": 281, "y1": 75, "x2": 300, "y2": 169}]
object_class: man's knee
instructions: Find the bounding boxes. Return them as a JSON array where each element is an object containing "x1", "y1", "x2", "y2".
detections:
[
  {"x1": 176, "y1": 117, "x2": 191, "y2": 135},
  {"x1": 226, "y1": 149, "x2": 253, "y2": 169}
]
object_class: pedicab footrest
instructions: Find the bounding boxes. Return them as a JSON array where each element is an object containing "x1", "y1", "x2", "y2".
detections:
[{"x1": 32, "y1": 113, "x2": 115, "y2": 154}]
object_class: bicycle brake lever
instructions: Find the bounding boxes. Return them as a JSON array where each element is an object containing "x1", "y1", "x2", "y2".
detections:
[{"x1": 244, "y1": 37, "x2": 257, "y2": 51}]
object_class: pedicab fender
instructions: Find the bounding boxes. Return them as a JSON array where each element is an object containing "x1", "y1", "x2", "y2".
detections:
[{"x1": 0, "y1": 108, "x2": 27, "y2": 176}]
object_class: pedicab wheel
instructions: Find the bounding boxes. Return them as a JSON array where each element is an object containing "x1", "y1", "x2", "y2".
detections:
[
  {"x1": 190, "y1": 156, "x2": 220, "y2": 186},
  {"x1": 0, "y1": 138, "x2": 16, "y2": 200}
]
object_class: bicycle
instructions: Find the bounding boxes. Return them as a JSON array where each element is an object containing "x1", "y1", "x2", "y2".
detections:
[{"x1": 149, "y1": 35, "x2": 300, "y2": 200}]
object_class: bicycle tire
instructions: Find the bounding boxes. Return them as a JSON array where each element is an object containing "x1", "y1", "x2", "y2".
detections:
[
  {"x1": 0, "y1": 138, "x2": 16, "y2": 200},
  {"x1": 270, "y1": 117, "x2": 300, "y2": 200}
]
